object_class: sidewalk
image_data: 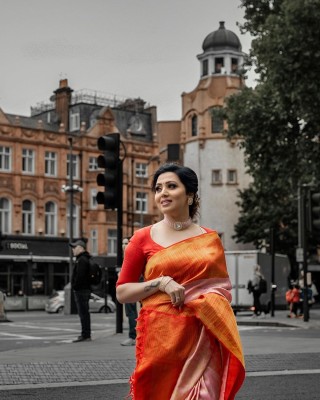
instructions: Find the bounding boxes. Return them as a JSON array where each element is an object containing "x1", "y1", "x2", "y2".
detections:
[{"x1": 0, "y1": 308, "x2": 320, "y2": 389}]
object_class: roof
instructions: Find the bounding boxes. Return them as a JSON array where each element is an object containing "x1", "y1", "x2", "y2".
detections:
[{"x1": 202, "y1": 21, "x2": 242, "y2": 52}]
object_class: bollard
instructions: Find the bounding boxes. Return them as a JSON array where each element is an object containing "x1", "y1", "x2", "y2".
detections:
[{"x1": 0, "y1": 291, "x2": 9, "y2": 322}]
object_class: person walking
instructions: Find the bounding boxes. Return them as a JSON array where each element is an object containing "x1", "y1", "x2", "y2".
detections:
[
  {"x1": 251, "y1": 264, "x2": 264, "y2": 317},
  {"x1": 121, "y1": 237, "x2": 138, "y2": 346},
  {"x1": 70, "y1": 239, "x2": 92, "y2": 343},
  {"x1": 291, "y1": 283, "x2": 301, "y2": 318},
  {"x1": 116, "y1": 163, "x2": 245, "y2": 400},
  {"x1": 286, "y1": 284, "x2": 294, "y2": 318}
]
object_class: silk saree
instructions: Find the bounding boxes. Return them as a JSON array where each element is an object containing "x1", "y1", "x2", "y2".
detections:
[{"x1": 129, "y1": 231, "x2": 245, "y2": 399}]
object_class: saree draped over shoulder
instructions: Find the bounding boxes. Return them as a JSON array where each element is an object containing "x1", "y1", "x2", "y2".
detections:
[{"x1": 130, "y1": 232, "x2": 245, "y2": 400}]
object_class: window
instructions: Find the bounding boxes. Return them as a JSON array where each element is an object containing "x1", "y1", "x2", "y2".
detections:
[
  {"x1": 67, "y1": 154, "x2": 79, "y2": 179},
  {"x1": 22, "y1": 200, "x2": 34, "y2": 235},
  {"x1": 70, "y1": 112, "x2": 80, "y2": 132},
  {"x1": 45, "y1": 201, "x2": 57, "y2": 236},
  {"x1": 0, "y1": 198, "x2": 11, "y2": 233},
  {"x1": 231, "y1": 58, "x2": 238, "y2": 73},
  {"x1": 108, "y1": 229, "x2": 117, "y2": 256},
  {"x1": 214, "y1": 57, "x2": 224, "y2": 73},
  {"x1": 45, "y1": 151, "x2": 57, "y2": 176},
  {"x1": 211, "y1": 108, "x2": 224, "y2": 133},
  {"x1": 227, "y1": 169, "x2": 237, "y2": 184},
  {"x1": 191, "y1": 115, "x2": 198, "y2": 137},
  {"x1": 22, "y1": 149, "x2": 35, "y2": 174},
  {"x1": 0, "y1": 146, "x2": 11, "y2": 171},
  {"x1": 202, "y1": 59, "x2": 208, "y2": 76},
  {"x1": 89, "y1": 156, "x2": 98, "y2": 171},
  {"x1": 66, "y1": 204, "x2": 79, "y2": 238},
  {"x1": 135, "y1": 163, "x2": 148, "y2": 178},
  {"x1": 90, "y1": 229, "x2": 98, "y2": 255},
  {"x1": 90, "y1": 188, "x2": 98, "y2": 209},
  {"x1": 136, "y1": 192, "x2": 147, "y2": 214},
  {"x1": 212, "y1": 170, "x2": 222, "y2": 185}
]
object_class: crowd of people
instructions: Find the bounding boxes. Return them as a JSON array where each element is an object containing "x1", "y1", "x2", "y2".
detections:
[{"x1": 286, "y1": 281, "x2": 318, "y2": 318}]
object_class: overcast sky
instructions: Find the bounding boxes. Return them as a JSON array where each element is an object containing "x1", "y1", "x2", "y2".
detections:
[{"x1": 1, "y1": 0, "x2": 254, "y2": 121}]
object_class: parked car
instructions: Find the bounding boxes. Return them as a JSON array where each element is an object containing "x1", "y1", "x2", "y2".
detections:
[{"x1": 45, "y1": 291, "x2": 116, "y2": 314}]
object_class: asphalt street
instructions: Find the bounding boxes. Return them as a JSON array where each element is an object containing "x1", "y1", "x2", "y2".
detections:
[{"x1": 0, "y1": 309, "x2": 320, "y2": 399}]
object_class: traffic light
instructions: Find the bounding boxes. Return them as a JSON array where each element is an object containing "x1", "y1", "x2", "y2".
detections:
[
  {"x1": 96, "y1": 133, "x2": 121, "y2": 210},
  {"x1": 307, "y1": 190, "x2": 320, "y2": 246}
]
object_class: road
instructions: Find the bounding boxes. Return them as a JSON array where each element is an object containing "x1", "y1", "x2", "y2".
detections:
[
  {"x1": 0, "y1": 311, "x2": 320, "y2": 399},
  {"x1": 0, "y1": 311, "x2": 116, "y2": 352}
]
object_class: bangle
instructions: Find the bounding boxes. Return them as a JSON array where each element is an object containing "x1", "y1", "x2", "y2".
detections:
[{"x1": 159, "y1": 276, "x2": 173, "y2": 292}]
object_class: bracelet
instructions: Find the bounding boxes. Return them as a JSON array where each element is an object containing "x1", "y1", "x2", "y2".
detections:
[{"x1": 159, "y1": 276, "x2": 173, "y2": 292}]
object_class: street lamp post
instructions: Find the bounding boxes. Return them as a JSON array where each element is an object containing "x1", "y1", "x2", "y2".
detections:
[
  {"x1": 68, "y1": 137, "x2": 74, "y2": 281},
  {"x1": 61, "y1": 136, "x2": 83, "y2": 314}
]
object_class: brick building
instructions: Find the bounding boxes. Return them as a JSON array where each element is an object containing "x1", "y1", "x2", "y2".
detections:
[{"x1": 0, "y1": 79, "x2": 170, "y2": 300}]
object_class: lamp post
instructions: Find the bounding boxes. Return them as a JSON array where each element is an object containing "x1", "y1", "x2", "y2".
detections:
[
  {"x1": 68, "y1": 137, "x2": 74, "y2": 281},
  {"x1": 61, "y1": 136, "x2": 83, "y2": 314}
]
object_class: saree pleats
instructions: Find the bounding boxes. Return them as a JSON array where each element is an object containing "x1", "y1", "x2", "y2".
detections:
[{"x1": 130, "y1": 232, "x2": 245, "y2": 399}]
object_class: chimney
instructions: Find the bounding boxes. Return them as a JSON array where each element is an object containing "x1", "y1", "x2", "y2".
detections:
[{"x1": 54, "y1": 79, "x2": 73, "y2": 131}]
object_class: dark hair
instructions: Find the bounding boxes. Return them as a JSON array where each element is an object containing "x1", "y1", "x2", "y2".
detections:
[{"x1": 151, "y1": 163, "x2": 200, "y2": 218}]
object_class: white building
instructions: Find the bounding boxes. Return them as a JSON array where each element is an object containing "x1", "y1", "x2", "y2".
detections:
[{"x1": 180, "y1": 22, "x2": 253, "y2": 250}]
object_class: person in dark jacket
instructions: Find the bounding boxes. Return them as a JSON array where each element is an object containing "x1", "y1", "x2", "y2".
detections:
[{"x1": 70, "y1": 239, "x2": 92, "y2": 342}]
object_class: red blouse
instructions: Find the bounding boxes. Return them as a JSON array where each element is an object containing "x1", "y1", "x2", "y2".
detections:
[{"x1": 116, "y1": 225, "x2": 212, "y2": 286}]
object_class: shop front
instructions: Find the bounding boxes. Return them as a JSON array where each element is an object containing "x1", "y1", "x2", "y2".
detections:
[{"x1": 0, "y1": 236, "x2": 70, "y2": 309}]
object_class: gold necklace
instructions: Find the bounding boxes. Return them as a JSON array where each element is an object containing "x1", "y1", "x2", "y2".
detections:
[{"x1": 163, "y1": 216, "x2": 192, "y2": 231}]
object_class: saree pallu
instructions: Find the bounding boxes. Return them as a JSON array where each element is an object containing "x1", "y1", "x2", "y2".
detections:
[{"x1": 130, "y1": 232, "x2": 245, "y2": 400}]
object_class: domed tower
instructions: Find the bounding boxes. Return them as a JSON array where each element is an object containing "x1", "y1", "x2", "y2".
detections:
[
  {"x1": 180, "y1": 22, "x2": 252, "y2": 251},
  {"x1": 198, "y1": 21, "x2": 243, "y2": 77}
]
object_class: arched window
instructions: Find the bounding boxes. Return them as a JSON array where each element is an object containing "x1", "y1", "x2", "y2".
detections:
[
  {"x1": 45, "y1": 201, "x2": 57, "y2": 236},
  {"x1": 211, "y1": 107, "x2": 224, "y2": 133},
  {"x1": 191, "y1": 115, "x2": 198, "y2": 137},
  {"x1": 0, "y1": 197, "x2": 11, "y2": 234},
  {"x1": 22, "y1": 200, "x2": 35, "y2": 235}
]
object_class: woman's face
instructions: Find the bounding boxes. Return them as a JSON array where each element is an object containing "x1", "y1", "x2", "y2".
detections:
[{"x1": 154, "y1": 172, "x2": 189, "y2": 218}]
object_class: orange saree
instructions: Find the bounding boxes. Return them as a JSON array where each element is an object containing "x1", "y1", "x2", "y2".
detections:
[{"x1": 130, "y1": 231, "x2": 245, "y2": 400}]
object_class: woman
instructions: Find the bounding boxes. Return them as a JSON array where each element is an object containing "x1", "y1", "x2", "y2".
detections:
[{"x1": 116, "y1": 163, "x2": 245, "y2": 399}]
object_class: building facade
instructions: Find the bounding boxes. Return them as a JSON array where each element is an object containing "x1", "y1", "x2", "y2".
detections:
[
  {"x1": 0, "y1": 79, "x2": 166, "y2": 299},
  {"x1": 179, "y1": 22, "x2": 253, "y2": 250}
]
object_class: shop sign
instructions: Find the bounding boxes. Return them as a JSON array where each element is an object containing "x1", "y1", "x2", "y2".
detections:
[{"x1": 6, "y1": 242, "x2": 29, "y2": 250}]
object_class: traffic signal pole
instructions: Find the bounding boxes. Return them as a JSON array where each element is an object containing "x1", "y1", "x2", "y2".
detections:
[
  {"x1": 96, "y1": 133, "x2": 124, "y2": 333},
  {"x1": 270, "y1": 227, "x2": 275, "y2": 317},
  {"x1": 298, "y1": 186, "x2": 309, "y2": 322},
  {"x1": 116, "y1": 160, "x2": 123, "y2": 334}
]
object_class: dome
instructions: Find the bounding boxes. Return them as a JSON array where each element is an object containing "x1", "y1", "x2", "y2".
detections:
[{"x1": 202, "y1": 21, "x2": 242, "y2": 52}]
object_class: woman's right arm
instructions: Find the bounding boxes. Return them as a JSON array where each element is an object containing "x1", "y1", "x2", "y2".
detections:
[
  {"x1": 116, "y1": 237, "x2": 160, "y2": 303},
  {"x1": 116, "y1": 279, "x2": 162, "y2": 303},
  {"x1": 116, "y1": 236, "x2": 185, "y2": 306}
]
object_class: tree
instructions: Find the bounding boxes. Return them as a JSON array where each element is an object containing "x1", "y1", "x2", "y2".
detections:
[{"x1": 225, "y1": 0, "x2": 320, "y2": 274}]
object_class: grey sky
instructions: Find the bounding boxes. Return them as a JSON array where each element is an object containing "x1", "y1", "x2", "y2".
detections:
[{"x1": 1, "y1": 0, "x2": 253, "y2": 120}]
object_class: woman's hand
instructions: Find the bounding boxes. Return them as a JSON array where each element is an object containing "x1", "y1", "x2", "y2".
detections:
[{"x1": 162, "y1": 278, "x2": 185, "y2": 308}]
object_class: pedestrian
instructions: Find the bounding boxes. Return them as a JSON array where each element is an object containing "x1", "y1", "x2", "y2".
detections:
[
  {"x1": 70, "y1": 239, "x2": 92, "y2": 343},
  {"x1": 251, "y1": 264, "x2": 264, "y2": 317},
  {"x1": 116, "y1": 163, "x2": 245, "y2": 400},
  {"x1": 291, "y1": 283, "x2": 301, "y2": 318},
  {"x1": 286, "y1": 284, "x2": 294, "y2": 318},
  {"x1": 121, "y1": 237, "x2": 138, "y2": 346}
]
